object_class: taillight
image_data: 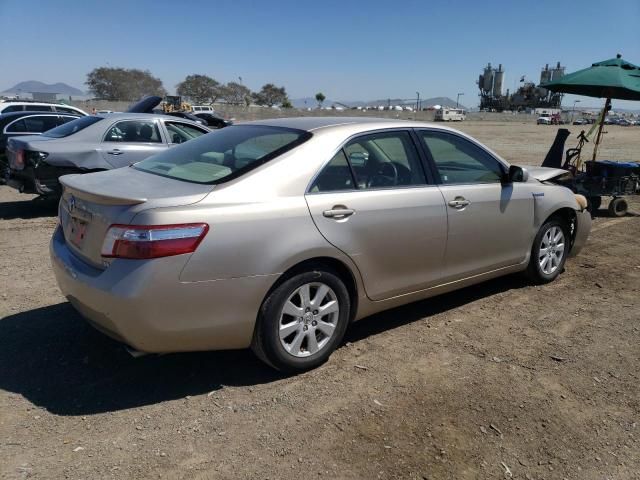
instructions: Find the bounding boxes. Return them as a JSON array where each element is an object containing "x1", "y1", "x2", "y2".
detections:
[
  {"x1": 15, "y1": 149, "x2": 25, "y2": 169},
  {"x1": 101, "y1": 223, "x2": 209, "y2": 259}
]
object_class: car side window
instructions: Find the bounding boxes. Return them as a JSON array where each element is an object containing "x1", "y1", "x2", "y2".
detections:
[
  {"x1": 344, "y1": 131, "x2": 426, "y2": 189},
  {"x1": 165, "y1": 121, "x2": 207, "y2": 144},
  {"x1": 420, "y1": 131, "x2": 504, "y2": 184},
  {"x1": 2, "y1": 105, "x2": 23, "y2": 113},
  {"x1": 6, "y1": 119, "x2": 27, "y2": 132},
  {"x1": 104, "y1": 120, "x2": 162, "y2": 143},
  {"x1": 59, "y1": 115, "x2": 79, "y2": 125},
  {"x1": 55, "y1": 107, "x2": 77, "y2": 115},
  {"x1": 309, "y1": 150, "x2": 355, "y2": 192},
  {"x1": 26, "y1": 105, "x2": 53, "y2": 112},
  {"x1": 6, "y1": 115, "x2": 58, "y2": 133}
]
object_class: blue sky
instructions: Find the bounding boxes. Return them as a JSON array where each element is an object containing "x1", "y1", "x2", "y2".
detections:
[{"x1": 1, "y1": 0, "x2": 639, "y2": 108}]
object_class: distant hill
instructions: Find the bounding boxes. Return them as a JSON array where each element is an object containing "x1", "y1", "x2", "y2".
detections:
[
  {"x1": 291, "y1": 96, "x2": 467, "y2": 110},
  {"x1": 1, "y1": 81, "x2": 85, "y2": 96}
]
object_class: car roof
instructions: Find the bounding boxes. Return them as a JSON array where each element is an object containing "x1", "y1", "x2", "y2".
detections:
[
  {"x1": 243, "y1": 116, "x2": 462, "y2": 133},
  {"x1": 0, "y1": 101, "x2": 82, "y2": 108},
  {"x1": 95, "y1": 112, "x2": 203, "y2": 123},
  {"x1": 0, "y1": 110, "x2": 81, "y2": 127},
  {"x1": 243, "y1": 116, "x2": 423, "y2": 132}
]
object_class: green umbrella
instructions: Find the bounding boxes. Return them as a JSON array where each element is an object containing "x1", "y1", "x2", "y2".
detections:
[{"x1": 539, "y1": 54, "x2": 640, "y2": 161}]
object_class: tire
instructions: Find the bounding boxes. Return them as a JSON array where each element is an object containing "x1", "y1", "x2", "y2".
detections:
[
  {"x1": 608, "y1": 197, "x2": 628, "y2": 217},
  {"x1": 251, "y1": 269, "x2": 351, "y2": 373},
  {"x1": 587, "y1": 196, "x2": 602, "y2": 213},
  {"x1": 525, "y1": 218, "x2": 570, "y2": 284}
]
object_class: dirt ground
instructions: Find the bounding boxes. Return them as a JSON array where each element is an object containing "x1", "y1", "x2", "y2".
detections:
[{"x1": 0, "y1": 121, "x2": 639, "y2": 480}]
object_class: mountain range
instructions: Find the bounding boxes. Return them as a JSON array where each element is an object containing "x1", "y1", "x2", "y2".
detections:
[{"x1": 1, "y1": 81, "x2": 85, "y2": 96}]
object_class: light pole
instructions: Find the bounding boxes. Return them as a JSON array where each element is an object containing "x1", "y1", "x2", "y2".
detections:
[
  {"x1": 456, "y1": 92, "x2": 464, "y2": 108},
  {"x1": 416, "y1": 91, "x2": 420, "y2": 111},
  {"x1": 572, "y1": 99, "x2": 581, "y2": 123}
]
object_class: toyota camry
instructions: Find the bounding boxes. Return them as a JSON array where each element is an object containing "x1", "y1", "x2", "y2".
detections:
[{"x1": 50, "y1": 117, "x2": 591, "y2": 372}]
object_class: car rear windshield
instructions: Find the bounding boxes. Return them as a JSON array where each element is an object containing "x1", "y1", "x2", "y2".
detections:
[
  {"x1": 42, "y1": 116, "x2": 103, "y2": 138},
  {"x1": 134, "y1": 125, "x2": 311, "y2": 184}
]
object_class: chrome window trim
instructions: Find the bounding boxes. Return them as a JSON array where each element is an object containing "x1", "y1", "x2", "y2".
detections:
[{"x1": 2, "y1": 114, "x2": 64, "y2": 134}]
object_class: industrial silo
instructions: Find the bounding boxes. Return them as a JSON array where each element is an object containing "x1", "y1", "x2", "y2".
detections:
[
  {"x1": 493, "y1": 64, "x2": 504, "y2": 97},
  {"x1": 551, "y1": 61, "x2": 565, "y2": 81},
  {"x1": 483, "y1": 63, "x2": 494, "y2": 93}
]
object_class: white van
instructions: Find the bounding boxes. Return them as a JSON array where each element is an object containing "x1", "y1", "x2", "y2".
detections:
[{"x1": 435, "y1": 108, "x2": 466, "y2": 122}]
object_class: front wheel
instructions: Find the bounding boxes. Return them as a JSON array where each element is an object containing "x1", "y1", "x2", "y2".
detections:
[
  {"x1": 525, "y1": 219, "x2": 569, "y2": 284},
  {"x1": 252, "y1": 270, "x2": 351, "y2": 372}
]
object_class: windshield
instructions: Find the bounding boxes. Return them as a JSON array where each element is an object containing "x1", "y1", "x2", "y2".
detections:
[
  {"x1": 134, "y1": 125, "x2": 311, "y2": 184},
  {"x1": 42, "y1": 116, "x2": 103, "y2": 138}
]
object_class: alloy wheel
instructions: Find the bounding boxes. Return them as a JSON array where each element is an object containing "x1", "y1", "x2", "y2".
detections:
[
  {"x1": 538, "y1": 225, "x2": 565, "y2": 275},
  {"x1": 279, "y1": 282, "x2": 339, "y2": 358}
]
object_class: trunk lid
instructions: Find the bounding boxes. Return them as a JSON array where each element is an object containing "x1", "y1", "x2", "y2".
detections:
[{"x1": 59, "y1": 167, "x2": 214, "y2": 268}]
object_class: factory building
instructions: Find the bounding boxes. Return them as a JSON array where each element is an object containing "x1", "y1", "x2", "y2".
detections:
[{"x1": 478, "y1": 62, "x2": 565, "y2": 111}]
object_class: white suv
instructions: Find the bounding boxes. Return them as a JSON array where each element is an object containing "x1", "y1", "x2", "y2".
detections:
[
  {"x1": 0, "y1": 102, "x2": 87, "y2": 116},
  {"x1": 191, "y1": 105, "x2": 215, "y2": 114}
]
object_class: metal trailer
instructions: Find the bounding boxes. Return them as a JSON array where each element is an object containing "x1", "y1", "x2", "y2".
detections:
[{"x1": 573, "y1": 161, "x2": 640, "y2": 216}]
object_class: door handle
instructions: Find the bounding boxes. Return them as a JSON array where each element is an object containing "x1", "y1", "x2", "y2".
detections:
[
  {"x1": 107, "y1": 149, "x2": 123, "y2": 155},
  {"x1": 447, "y1": 197, "x2": 470, "y2": 209},
  {"x1": 323, "y1": 207, "x2": 355, "y2": 218}
]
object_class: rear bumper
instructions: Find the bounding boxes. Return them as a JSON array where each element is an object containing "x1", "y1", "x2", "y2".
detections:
[
  {"x1": 570, "y1": 208, "x2": 591, "y2": 257},
  {"x1": 50, "y1": 225, "x2": 277, "y2": 353},
  {"x1": 5, "y1": 164, "x2": 63, "y2": 196}
]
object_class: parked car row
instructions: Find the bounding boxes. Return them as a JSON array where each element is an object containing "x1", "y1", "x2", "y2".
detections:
[{"x1": 1, "y1": 97, "x2": 217, "y2": 196}]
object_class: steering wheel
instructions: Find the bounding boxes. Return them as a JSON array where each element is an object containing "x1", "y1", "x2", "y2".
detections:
[{"x1": 368, "y1": 161, "x2": 398, "y2": 188}]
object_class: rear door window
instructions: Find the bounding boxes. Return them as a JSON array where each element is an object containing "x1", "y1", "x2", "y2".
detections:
[
  {"x1": 6, "y1": 115, "x2": 59, "y2": 133},
  {"x1": 25, "y1": 105, "x2": 53, "y2": 112},
  {"x1": 104, "y1": 120, "x2": 162, "y2": 143}
]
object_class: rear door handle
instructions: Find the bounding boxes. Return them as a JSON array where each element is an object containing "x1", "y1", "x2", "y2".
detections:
[
  {"x1": 448, "y1": 197, "x2": 470, "y2": 209},
  {"x1": 323, "y1": 208, "x2": 355, "y2": 218},
  {"x1": 107, "y1": 149, "x2": 123, "y2": 155}
]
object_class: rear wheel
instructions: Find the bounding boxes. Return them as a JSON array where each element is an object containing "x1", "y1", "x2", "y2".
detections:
[
  {"x1": 526, "y1": 219, "x2": 569, "y2": 284},
  {"x1": 252, "y1": 270, "x2": 350, "y2": 372},
  {"x1": 608, "y1": 197, "x2": 628, "y2": 217}
]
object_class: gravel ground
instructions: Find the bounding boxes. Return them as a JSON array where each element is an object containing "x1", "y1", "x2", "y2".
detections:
[{"x1": 0, "y1": 121, "x2": 639, "y2": 479}]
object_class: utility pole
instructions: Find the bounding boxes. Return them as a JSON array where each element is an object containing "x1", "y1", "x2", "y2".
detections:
[
  {"x1": 571, "y1": 99, "x2": 581, "y2": 123},
  {"x1": 416, "y1": 92, "x2": 420, "y2": 111}
]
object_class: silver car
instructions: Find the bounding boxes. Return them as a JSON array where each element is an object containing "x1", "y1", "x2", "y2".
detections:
[
  {"x1": 5, "y1": 112, "x2": 209, "y2": 196},
  {"x1": 50, "y1": 117, "x2": 591, "y2": 372}
]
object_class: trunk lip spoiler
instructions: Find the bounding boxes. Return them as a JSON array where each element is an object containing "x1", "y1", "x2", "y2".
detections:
[{"x1": 59, "y1": 174, "x2": 147, "y2": 206}]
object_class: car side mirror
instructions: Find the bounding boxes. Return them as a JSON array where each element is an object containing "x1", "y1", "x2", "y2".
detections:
[{"x1": 503, "y1": 165, "x2": 529, "y2": 184}]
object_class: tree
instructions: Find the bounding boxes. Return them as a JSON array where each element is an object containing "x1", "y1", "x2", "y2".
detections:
[
  {"x1": 220, "y1": 82, "x2": 252, "y2": 105},
  {"x1": 86, "y1": 67, "x2": 166, "y2": 101},
  {"x1": 176, "y1": 74, "x2": 221, "y2": 104},
  {"x1": 281, "y1": 98, "x2": 293, "y2": 109},
  {"x1": 252, "y1": 83, "x2": 288, "y2": 107},
  {"x1": 315, "y1": 92, "x2": 326, "y2": 108}
]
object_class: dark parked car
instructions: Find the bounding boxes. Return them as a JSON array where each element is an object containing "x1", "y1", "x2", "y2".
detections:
[
  {"x1": 162, "y1": 111, "x2": 208, "y2": 126},
  {"x1": 193, "y1": 112, "x2": 233, "y2": 129},
  {"x1": 0, "y1": 111, "x2": 81, "y2": 154}
]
